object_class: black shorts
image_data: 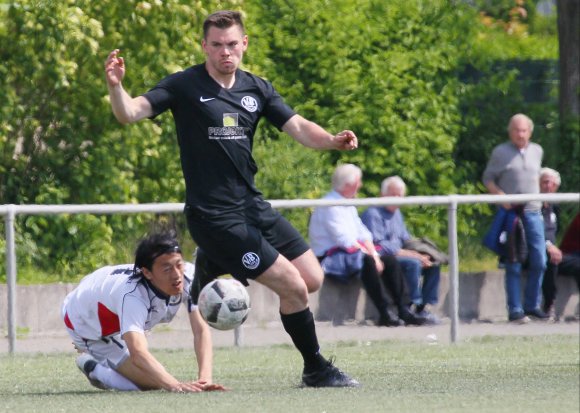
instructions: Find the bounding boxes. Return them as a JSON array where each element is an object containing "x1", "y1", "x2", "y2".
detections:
[{"x1": 184, "y1": 199, "x2": 309, "y2": 282}]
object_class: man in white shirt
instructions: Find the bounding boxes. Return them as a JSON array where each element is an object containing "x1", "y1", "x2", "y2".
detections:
[
  {"x1": 62, "y1": 231, "x2": 224, "y2": 392},
  {"x1": 309, "y1": 164, "x2": 425, "y2": 326}
]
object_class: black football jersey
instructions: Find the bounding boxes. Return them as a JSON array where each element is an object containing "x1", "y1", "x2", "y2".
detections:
[{"x1": 143, "y1": 64, "x2": 296, "y2": 214}]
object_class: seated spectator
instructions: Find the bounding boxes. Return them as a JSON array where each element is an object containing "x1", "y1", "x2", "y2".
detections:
[
  {"x1": 361, "y1": 176, "x2": 441, "y2": 324},
  {"x1": 558, "y1": 212, "x2": 580, "y2": 320},
  {"x1": 539, "y1": 168, "x2": 580, "y2": 318},
  {"x1": 308, "y1": 164, "x2": 425, "y2": 327}
]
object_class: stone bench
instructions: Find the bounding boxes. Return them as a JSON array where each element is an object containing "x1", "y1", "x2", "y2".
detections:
[{"x1": 315, "y1": 271, "x2": 580, "y2": 324}]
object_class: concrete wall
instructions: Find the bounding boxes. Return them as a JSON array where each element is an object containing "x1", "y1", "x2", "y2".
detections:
[
  {"x1": 0, "y1": 272, "x2": 578, "y2": 335},
  {"x1": 316, "y1": 271, "x2": 579, "y2": 324}
]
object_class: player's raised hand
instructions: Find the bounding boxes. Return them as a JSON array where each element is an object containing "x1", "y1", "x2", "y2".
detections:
[
  {"x1": 105, "y1": 49, "x2": 125, "y2": 88},
  {"x1": 333, "y1": 130, "x2": 358, "y2": 151}
]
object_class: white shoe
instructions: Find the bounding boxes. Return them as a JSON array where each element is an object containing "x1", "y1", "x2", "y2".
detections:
[
  {"x1": 76, "y1": 354, "x2": 109, "y2": 390},
  {"x1": 417, "y1": 304, "x2": 441, "y2": 325},
  {"x1": 508, "y1": 312, "x2": 530, "y2": 324}
]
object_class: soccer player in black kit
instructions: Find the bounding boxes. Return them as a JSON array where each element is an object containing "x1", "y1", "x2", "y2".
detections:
[{"x1": 105, "y1": 10, "x2": 359, "y2": 388}]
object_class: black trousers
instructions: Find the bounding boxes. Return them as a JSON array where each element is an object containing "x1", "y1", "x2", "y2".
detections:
[
  {"x1": 379, "y1": 255, "x2": 412, "y2": 311},
  {"x1": 358, "y1": 254, "x2": 411, "y2": 316}
]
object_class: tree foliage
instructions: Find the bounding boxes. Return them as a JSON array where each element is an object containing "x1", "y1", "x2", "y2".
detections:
[
  {"x1": 0, "y1": 0, "x2": 568, "y2": 281},
  {"x1": 455, "y1": 1, "x2": 579, "y2": 227},
  {"x1": 0, "y1": 0, "x2": 242, "y2": 278},
  {"x1": 248, "y1": 0, "x2": 478, "y2": 241}
]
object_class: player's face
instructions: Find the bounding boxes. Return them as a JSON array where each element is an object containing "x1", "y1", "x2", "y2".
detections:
[
  {"x1": 508, "y1": 118, "x2": 532, "y2": 149},
  {"x1": 143, "y1": 252, "x2": 185, "y2": 296},
  {"x1": 202, "y1": 24, "x2": 248, "y2": 78},
  {"x1": 384, "y1": 185, "x2": 405, "y2": 213}
]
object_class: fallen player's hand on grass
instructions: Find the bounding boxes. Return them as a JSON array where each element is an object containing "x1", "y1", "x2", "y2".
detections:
[
  {"x1": 201, "y1": 382, "x2": 228, "y2": 392},
  {"x1": 171, "y1": 381, "x2": 205, "y2": 393},
  {"x1": 188, "y1": 380, "x2": 228, "y2": 392}
]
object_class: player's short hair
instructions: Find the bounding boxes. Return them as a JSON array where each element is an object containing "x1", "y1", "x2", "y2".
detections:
[
  {"x1": 133, "y1": 231, "x2": 182, "y2": 276},
  {"x1": 540, "y1": 167, "x2": 561, "y2": 186},
  {"x1": 331, "y1": 164, "x2": 362, "y2": 192},
  {"x1": 381, "y1": 176, "x2": 406, "y2": 196},
  {"x1": 203, "y1": 10, "x2": 245, "y2": 38}
]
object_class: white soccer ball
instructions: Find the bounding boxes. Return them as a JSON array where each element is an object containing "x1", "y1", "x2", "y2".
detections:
[{"x1": 198, "y1": 278, "x2": 251, "y2": 330}]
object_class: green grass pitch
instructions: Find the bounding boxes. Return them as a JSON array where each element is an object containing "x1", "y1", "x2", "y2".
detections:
[{"x1": 1, "y1": 335, "x2": 578, "y2": 413}]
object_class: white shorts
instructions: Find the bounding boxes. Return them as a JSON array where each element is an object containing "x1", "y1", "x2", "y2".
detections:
[
  {"x1": 66, "y1": 328, "x2": 130, "y2": 369},
  {"x1": 62, "y1": 305, "x2": 130, "y2": 369}
]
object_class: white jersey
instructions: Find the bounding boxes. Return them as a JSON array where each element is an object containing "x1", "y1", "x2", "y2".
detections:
[{"x1": 63, "y1": 263, "x2": 195, "y2": 340}]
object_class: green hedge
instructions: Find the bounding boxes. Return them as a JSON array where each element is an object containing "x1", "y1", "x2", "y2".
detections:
[{"x1": 1, "y1": 0, "x2": 572, "y2": 282}]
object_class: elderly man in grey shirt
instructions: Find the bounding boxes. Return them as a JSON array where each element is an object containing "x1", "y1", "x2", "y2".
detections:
[{"x1": 482, "y1": 113, "x2": 548, "y2": 323}]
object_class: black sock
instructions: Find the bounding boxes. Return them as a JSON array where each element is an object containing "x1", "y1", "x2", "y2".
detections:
[{"x1": 280, "y1": 308, "x2": 327, "y2": 373}]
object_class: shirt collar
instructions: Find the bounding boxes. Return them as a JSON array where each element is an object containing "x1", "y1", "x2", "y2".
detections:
[
  {"x1": 327, "y1": 189, "x2": 345, "y2": 199},
  {"x1": 143, "y1": 278, "x2": 171, "y2": 303}
]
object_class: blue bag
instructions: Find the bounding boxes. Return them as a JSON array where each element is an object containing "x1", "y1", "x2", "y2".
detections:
[
  {"x1": 320, "y1": 249, "x2": 364, "y2": 283},
  {"x1": 482, "y1": 207, "x2": 513, "y2": 256}
]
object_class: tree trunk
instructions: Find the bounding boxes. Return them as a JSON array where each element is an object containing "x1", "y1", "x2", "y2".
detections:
[{"x1": 557, "y1": 0, "x2": 580, "y2": 119}]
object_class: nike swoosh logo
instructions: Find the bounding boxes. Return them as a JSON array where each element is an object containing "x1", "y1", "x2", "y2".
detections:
[{"x1": 200, "y1": 97, "x2": 215, "y2": 102}]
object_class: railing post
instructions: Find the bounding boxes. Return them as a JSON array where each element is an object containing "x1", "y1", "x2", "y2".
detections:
[
  {"x1": 234, "y1": 325, "x2": 243, "y2": 347},
  {"x1": 447, "y1": 198, "x2": 459, "y2": 344},
  {"x1": 5, "y1": 205, "x2": 17, "y2": 354}
]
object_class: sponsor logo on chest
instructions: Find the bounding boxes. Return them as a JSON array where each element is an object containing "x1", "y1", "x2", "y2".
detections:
[{"x1": 206, "y1": 95, "x2": 259, "y2": 141}]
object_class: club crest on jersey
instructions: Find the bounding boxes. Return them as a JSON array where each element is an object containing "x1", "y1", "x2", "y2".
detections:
[
  {"x1": 241, "y1": 96, "x2": 258, "y2": 113},
  {"x1": 242, "y1": 252, "x2": 260, "y2": 270}
]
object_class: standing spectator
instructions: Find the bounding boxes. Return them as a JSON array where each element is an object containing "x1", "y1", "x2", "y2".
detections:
[
  {"x1": 482, "y1": 113, "x2": 548, "y2": 323},
  {"x1": 539, "y1": 168, "x2": 580, "y2": 318},
  {"x1": 309, "y1": 164, "x2": 426, "y2": 327},
  {"x1": 361, "y1": 176, "x2": 441, "y2": 325},
  {"x1": 104, "y1": 10, "x2": 358, "y2": 387},
  {"x1": 62, "y1": 231, "x2": 224, "y2": 392}
]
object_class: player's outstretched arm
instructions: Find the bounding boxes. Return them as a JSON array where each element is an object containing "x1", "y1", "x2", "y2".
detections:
[
  {"x1": 188, "y1": 309, "x2": 228, "y2": 391},
  {"x1": 105, "y1": 49, "x2": 153, "y2": 124},
  {"x1": 117, "y1": 331, "x2": 206, "y2": 392},
  {"x1": 189, "y1": 310, "x2": 214, "y2": 382},
  {"x1": 282, "y1": 114, "x2": 358, "y2": 151}
]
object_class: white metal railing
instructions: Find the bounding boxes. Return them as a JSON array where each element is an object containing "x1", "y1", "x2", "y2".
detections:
[{"x1": 2, "y1": 193, "x2": 579, "y2": 353}]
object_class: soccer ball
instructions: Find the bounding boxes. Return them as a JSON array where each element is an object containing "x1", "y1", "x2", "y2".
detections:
[{"x1": 198, "y1": 278, "x2": 251, "y2": 330}]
